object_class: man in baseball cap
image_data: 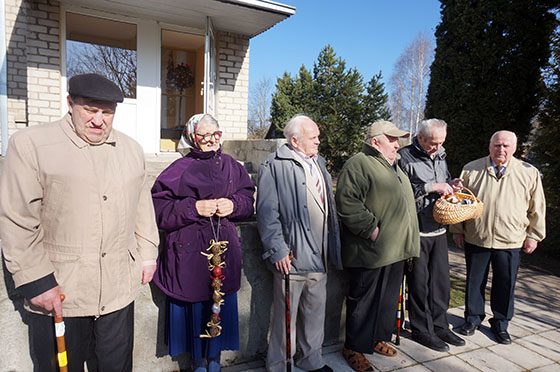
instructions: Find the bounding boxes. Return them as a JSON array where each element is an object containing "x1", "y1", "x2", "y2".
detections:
[
  {"x1": 0, "y1": 72, "x2": 159, "y2": 370},
  {"x1": 336, "y1": 119, "x2": 419, "y2": 370},
  {"x1": 366, "y1": 119, "x2": 410, "y2": 139}
]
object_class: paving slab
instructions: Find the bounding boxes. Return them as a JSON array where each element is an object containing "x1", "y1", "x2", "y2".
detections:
[
  {"x1": 397, "y1": 364, "x2": 432, "y2": 372},
  {"x1": 514, "y1": 334, "x2": 560, "y2": 363},
  {"x1": 532, "y1": 364, "x2": 560, "y2": 372},
  {"x1": 506, "y1": 319, "x2": 537, "y2": 339},
  {"x1": 456, "y1": 348, "x2": 525, "y2": 372},
  {"x1": 392, "y1": 336, "x2": 450, "y2": 363},
  {"x1": 488, "y1": 342, "x2": 555, "y2": 370},
  {"x1": 423, "y1": 355, "x2": 482, "y2": 372},
  {"x1": 510, "y1": 312, "x2": 557, "y2": 334},
  {"x1": 540, "y1": 329, "x2": 560, "y2": 343},
  {"x1": 364, "y1": 347, "x2": 417, "y2": 372}
]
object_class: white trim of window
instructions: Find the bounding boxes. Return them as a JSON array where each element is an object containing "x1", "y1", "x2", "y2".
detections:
[{"x1": 59, "y1": 4, "x2": 142, "y2": 115}]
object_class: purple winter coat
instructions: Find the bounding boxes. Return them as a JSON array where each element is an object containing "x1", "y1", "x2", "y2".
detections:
[{"x1": 151, "y1": 147, "x2": 255, "y2": 302}]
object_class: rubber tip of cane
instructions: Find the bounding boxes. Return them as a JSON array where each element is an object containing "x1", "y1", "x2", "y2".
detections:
[{"x1": 60, "y1": 294, "x2": 65, "y2": 302}]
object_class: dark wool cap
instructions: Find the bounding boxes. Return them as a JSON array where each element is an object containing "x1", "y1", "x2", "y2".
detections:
[{"x1": 68, "y1": 73, "x2": 124, "y2": 103}]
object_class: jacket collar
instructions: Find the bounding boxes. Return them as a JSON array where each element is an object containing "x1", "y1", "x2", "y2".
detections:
[
  {"x1": 60, "y1": 113, "x2": 117, "y2": 148},
  {"x1": 276, "y1": 143, "x2": 298, "y2": 161},
  {"x1": 362, "y1": 142, "x2": 401, "y2": 168},
  {"x1": 187, "y1": 146, "x2": 222, "y2": 159},
  {"x1": 485, "y1": 156, "x2": 519, "y2": 175},
  {"x1": 276, "y1": 143, "x2": 327, "y2": 169}
]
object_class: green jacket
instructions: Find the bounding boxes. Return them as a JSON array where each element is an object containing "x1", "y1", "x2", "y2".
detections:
[{"x1": 335, "y1": 144, "x2": 420, "y2": 269}]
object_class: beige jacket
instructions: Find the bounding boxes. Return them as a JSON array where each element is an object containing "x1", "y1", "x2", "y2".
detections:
[
  {"x1": 450, "y1": 156, "x2": 546, "y2": 249},
  {"x1": 0, "y1": 114, "x2": 159, "y2": 316}
]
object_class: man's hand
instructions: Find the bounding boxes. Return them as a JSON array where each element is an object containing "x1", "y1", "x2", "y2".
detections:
[
  {"x1": 30, "y1": 286, "x2": 63, "y2": 316},
  {"x1": 523, "y1": 238, "x2": 538, "y2": 254},
  {"x1": 453, "y1": 234, "x2": 465, "y2": 249},
  {"x1": 216, "y1": 198, "x2": 234, "y2": 217},
  {"x1": 448, "y1": 178, "x2": 464, "y2": 193},
  {"x1": 141, "y1": 264, "x2": 157, "y2": 284},
  {"x1": 370, "y1": 226, "x2": 380, "y2": 241},
  {"x1": 196, "y1": 199, "x2": 218, "y2": 217},
  {"x1": 432, "y1": 183, "x2": 454, "y2": 195},
  {"x1": 275, "y1": 255, "x2": 292, "y2": 275}
]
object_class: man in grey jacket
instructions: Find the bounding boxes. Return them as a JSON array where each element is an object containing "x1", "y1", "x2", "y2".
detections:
[
  {"x1": 398, "y1": 119, "x2": 465, "y2": 352},
  {"x1": 257, "y1": 114, "x2": 342, "y2": 372}
]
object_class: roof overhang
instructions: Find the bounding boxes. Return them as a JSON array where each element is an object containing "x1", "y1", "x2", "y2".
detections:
[{"x1": 61, "y1": 0, "x2": 295, "y2": 38}]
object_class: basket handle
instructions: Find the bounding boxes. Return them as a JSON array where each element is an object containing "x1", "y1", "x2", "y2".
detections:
[{"x1": 457, "y1": 187, "x2": 476, "y2": 198}]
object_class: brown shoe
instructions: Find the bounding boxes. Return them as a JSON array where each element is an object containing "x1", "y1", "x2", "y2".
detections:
[{"x1": 342, "y1": 347, "x2": 373, "y2": 371}]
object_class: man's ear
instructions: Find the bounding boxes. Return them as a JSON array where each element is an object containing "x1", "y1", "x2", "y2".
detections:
[
  {"x1": 67, "y1": 95, "x2": 74, "y2": 109},
  {"x1": 290, "y1": 136, "x2": 298, "y2": 149}
]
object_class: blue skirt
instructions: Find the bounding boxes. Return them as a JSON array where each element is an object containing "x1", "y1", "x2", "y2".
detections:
[{"x1": 167, "y1": 292, "x2": 240, "y2": 359}]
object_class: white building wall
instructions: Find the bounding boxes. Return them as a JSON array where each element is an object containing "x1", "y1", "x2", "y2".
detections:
[
  {"x1": 5, "y1": 0, "x2": 61, "y2": 133},
  {"x1": 216, "y1": 31, "x2": 249, "y2": 140}
]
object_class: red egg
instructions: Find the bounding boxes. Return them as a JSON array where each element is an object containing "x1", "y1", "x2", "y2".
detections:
[{"x1": 213, "y1": 266, "x2": 222, "y2": 277}]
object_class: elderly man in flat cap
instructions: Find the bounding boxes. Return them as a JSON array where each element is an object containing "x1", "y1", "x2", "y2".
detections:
[
  {"x1": 336, "y1": 120, "x2": 419, "y2": 371},
  {"x1": 0, "y1": 73, "x2": 159, "y2": 371}
]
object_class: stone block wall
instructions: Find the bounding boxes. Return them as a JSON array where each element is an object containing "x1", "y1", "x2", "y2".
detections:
[
  {"x1": 4, "y1": 0, "x2": 61, "y2": 135},
  {"x1": 216, "y1": 31, "x2": 249, "y2": 141}
]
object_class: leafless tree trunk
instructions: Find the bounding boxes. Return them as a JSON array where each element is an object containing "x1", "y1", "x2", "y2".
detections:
[
  {"x1": 248, "y1": 77, "x2": 273, "y2": 139},
  {"x1": 389, "y1": 33, "x2": 434, "y2": 135}
]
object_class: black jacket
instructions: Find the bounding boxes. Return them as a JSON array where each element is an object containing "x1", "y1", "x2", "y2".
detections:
[{"x1": 398, "y1": 136, "x2": 452, "y2": 233}]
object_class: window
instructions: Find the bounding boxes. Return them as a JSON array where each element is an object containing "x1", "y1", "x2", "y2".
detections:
[{"x1": 66, "y1": 13, "x2": 137, "y2": 99}]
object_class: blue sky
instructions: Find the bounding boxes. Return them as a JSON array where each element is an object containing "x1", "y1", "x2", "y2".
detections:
[{"x1": 249, "y1": 0, "x2": 442, "y2": 91}]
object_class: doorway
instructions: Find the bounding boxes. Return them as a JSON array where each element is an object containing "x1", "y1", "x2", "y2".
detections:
[{"x1": 160, "y1": 30, "x2": 204, "y2": 151}]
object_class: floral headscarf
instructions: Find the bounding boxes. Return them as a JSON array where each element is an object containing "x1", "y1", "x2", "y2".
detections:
[{"x1": 177, "y1": 113, "x2": 205, "y2": 154}]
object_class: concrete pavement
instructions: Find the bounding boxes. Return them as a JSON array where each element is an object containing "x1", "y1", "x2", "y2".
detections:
[{"x1": 224, "y1": 246, "x2": 560, "y2": 372}]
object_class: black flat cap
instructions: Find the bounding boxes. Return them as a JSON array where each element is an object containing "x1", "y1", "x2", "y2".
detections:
[{"x1": 68, "y1": 73, "x2": 124, "y2": 103}]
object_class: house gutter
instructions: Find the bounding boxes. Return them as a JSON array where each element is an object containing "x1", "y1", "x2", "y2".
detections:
[
  {"x1": 221, "y1": 0, "x2": 295, "y2": 17},
  {"x1": 0, "y1": 0, "x2": 8, "y2": 156}
]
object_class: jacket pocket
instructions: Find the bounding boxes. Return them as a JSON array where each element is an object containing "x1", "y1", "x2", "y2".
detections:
[{"x1": 45, "y1": 244, "x2": 81, "y2": 309}]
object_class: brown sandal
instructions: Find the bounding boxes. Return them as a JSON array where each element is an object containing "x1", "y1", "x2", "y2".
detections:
[
  {"x1": 373, "y1": 341, "x2": 397, "y2": 357},
  {"x1": 342, "y1": 347, "x2": 374, "y2": 371}
]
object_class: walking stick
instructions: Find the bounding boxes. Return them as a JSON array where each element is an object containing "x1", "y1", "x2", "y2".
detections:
[
  {"x1": 54, "y1": 294, "x2": 68, "y2": 372},
  {"x1": 395, "y1": 278, "x2": 404, "y2": 345},
  {"x1": 284, "y1": 272, "x2": 292, "y2": 372}
]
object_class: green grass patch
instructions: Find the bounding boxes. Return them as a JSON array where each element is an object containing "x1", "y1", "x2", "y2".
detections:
[{"x1": 449, "y1": 275, "x2": 466, "y2": 308}]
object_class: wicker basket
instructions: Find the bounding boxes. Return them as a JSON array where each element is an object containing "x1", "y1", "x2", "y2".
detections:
[{"x1": 433, "y1": 188, "x2": 484, "y2": 225}]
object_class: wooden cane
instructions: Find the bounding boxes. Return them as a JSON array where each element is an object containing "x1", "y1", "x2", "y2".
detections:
[
  {"x1": 284, "y1": 272, "x2": 292, "y2": 372},
  {"x1": 54, "y1": 294, "x2": 68, "y2": 372}
]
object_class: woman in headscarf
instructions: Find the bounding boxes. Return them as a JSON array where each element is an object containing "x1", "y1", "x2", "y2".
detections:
[{"x1": 151, "y1": 113, "x2": 255, "y2": 372}]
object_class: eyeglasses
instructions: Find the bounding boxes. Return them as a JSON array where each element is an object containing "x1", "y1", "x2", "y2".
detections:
[{"x1": 195, "y1": 131, "x2": 223, "y2": 144}]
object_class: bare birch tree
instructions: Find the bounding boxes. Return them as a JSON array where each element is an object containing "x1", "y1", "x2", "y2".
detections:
[
  {"x1": 67, "y1": 41, "x2": 137, "y2": 98},
  {"x1": 389, "y1": 33, "x2": 434, "y2": 135},
  {"x1": 248, "y1": 77, "x2": 273, "y2": 139}
]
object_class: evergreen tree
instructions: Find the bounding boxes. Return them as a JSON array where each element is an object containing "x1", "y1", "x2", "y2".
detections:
[
  {"x1": 363, "y1": 72, "x2": 391, "y2": 125},
  {"x1": 268, "y1": 66, "x2": 314, "y2": 138},
  {"x1": 531, "y1": 22, "x2": 560, "y2": 258},
  {"x1": 269, "y1": 45, "x2": 390, "y2": 173},
  {"x1": 425, "y1": 0, "x2": 557, "y2": 175},
  {"x1": 312, "y1": 45, "x2": 367, "y2": 171}
]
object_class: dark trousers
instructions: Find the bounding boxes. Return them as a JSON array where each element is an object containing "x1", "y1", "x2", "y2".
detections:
[
  {"x1": 464, "y1": 243, "x2": 520, "y2": 332},
  {"x1": 407, "y1": 234, "x2": 450, "y2": 336},
  {"x1": 344, "y1": 261, "x2": 404, "y2": 354},
  {"x1": 27, "y1": 302, "x2": 134, "y2": 372}
]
